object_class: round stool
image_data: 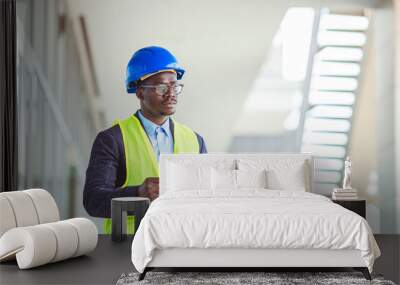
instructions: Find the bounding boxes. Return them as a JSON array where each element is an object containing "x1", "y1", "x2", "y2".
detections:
[{"x1": 111, "y1": 197, "x2": 150, "y2": 242}]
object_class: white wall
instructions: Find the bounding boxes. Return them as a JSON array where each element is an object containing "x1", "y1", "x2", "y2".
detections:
[
  {"x1": 340, "y1": 0, "x2": 399, "y2": 234},
  {"x1": 67, "y1": 0, "x2": 287, "y2": 151},
  {"x1": 348, "y1": 25, "x2": 379, "y2": 232},
  {"x1": 372, "y1": 1, "x2": 398, "y2": 233},
  {"x1": 67, "y1": 0, "x2": 381, "y2": 152}
]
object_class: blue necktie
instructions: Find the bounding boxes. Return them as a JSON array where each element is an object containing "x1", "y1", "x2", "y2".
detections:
[{"x1": 155, "y1": 127, "x2": 170, "y2": 161}]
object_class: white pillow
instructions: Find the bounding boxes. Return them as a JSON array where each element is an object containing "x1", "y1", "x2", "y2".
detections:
[
  {"x1": 166, "y1": 162, "x2": 211, "y2": 191},
  {"x1": 236, "y1": 169, "x2": 267, "y2": 189},
  {"x1": 267, "y1": 168, "x2": 306, "y2": 191},
  {"x1": 211, "y1": 169, "x2": 268, "y2": 190},
  {"x1": 211, "y1": 168, "x2": 236, "y2": 190},
  {"x1": 237, "y1": 159, "x2": 309, "y2": 191}
]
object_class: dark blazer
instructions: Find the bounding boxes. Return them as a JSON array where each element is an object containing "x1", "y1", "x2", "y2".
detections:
[{"x1": 83, "y1": 112, "x2": 207, "y2": 218}]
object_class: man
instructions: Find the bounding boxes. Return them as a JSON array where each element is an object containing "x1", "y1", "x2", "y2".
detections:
[{"x1": 83, "y1": 46, "x2": 207, "y2": 234}]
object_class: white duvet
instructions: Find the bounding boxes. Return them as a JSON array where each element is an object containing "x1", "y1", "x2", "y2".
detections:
[{"x1": 131, "y1": 190, "x2": 380, "y2": 273}]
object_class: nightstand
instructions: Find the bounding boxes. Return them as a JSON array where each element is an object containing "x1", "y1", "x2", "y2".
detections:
[{"x1": 332, "y1": 199, "x2": 366, "y2": 218}]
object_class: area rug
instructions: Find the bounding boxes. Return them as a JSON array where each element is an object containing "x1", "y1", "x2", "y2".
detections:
[{"x1": 116, "y1": 271, "x2": 396, "y2": 285}]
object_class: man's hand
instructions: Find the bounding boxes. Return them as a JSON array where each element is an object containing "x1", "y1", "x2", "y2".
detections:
[{"x1": 138, "y1": 177, "x2": 159, "y2": 201}]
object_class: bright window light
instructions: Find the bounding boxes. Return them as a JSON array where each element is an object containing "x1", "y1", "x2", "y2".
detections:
[
  {"x1": 311, "y1": 76, "x2": 358, "y2": 91},
  {"x1": 272, "y1": 28, "x2": 282, "y2": 48},
  {"x1": 318, "y1": 31, "x2": 366, "y2": 46},
  {"x1": 303, "y1": 132, "x2": 348, "y2": 145},
  {"x1": 320, "y1": 14, "x2": 369, "y2": 31},
  {"x1": 314, "y1": 158, "x2": 344, "y2": 170},
  {"x1": 282, "y1": 8, "x2": 315, "y2": 82},
  {"x1": 301, "y1": 144, "x2": 346, "y2": 158},
  {"x1": 305, "y1": 118, "x2": 350, "y2": 132},
  {"x1": 309, "y1": 106, "x2": 353, "y2": 119},
  {"x1": 236, "y1": 7, "x2": 316, "y2": 134},
  {"x1": 317, "y1": 47, "x2": 363, "y2": 61},
  {"x1": 309, "y1": 91, "x2": 355, "y2": 105},
  {"x1": 313, "y1": 62, "x2": 360, "y2": 76}
]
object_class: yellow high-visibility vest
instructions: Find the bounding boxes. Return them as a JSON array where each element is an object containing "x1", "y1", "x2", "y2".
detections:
[{"x1": 103, "y1": 115, "x2": 199, "y2": 234}]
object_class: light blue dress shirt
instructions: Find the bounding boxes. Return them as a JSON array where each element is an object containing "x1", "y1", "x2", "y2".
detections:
[{"x1": 137, "y1": 111, "x2": 174, "y2": 161}]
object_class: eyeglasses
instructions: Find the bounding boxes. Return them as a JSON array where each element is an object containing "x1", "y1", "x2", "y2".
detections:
[{"x1": 139, "y1": 83, "x2": 184, "y2": 97}]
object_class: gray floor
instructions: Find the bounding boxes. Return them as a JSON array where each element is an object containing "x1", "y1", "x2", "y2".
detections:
[
  {"x1": 0, "y1": 235, "x2": 134, "y2": 285},
  {"x1": 0, "y1": 235, "x2": 398, "y2": 285}
]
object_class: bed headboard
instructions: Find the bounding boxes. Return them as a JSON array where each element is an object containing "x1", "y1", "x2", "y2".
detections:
[{"x1": 159, "y1": 153, "x2": 314, "y2": 194}]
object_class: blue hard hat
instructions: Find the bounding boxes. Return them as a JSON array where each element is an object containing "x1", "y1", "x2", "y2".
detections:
[{"x1": 126, "y1": 46, "x2": 185, "y2": 93}]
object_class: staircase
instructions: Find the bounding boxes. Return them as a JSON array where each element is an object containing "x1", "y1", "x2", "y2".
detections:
[{"x1": 300, "y1": 11, "x2": 369, "y2": 195}]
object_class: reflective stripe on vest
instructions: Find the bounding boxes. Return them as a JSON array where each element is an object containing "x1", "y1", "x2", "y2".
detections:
[{"x1": 103, "y1": 115, "x2": 199, "y2": 234}]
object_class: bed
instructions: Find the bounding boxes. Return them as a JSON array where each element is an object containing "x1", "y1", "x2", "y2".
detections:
[{"x1": 131, "y1": 153, "x2": 380, "y2": 280}]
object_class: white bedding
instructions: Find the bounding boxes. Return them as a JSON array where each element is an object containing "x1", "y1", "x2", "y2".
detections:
[{"x1": 131, "y1": 190, "x2": 380, "y2": 273}]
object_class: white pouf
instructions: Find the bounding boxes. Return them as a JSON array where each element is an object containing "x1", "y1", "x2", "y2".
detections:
[{"x1": 0, "y1": 189, "x2": 98, "y2": 269}]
